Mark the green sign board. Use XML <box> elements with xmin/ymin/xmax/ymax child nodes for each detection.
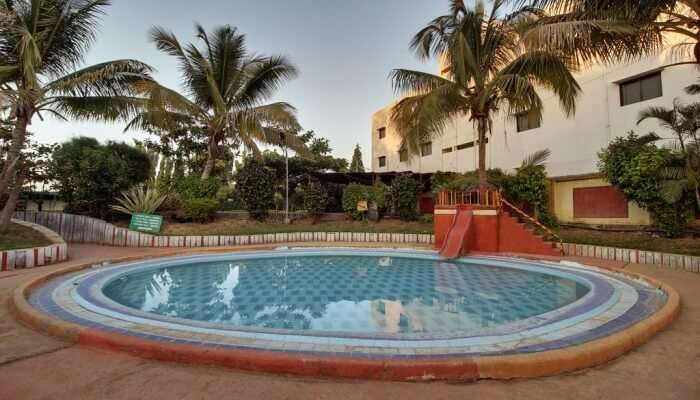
<box><xmin>128</xmin><ymin>213</ymin><xmax>163</xmax><ymax>233</ymax></box>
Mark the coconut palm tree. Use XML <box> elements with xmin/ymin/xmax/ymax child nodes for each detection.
<box><xmin>0</xmin><ymin>0</ymin><xmax>153</xmax><ymax>231</ymax></box>
<box><xmin>129</xmin><ymin>24</ymin><xmax>307</xmax><ymax>180</ymax></box>
<box><xmin>390</xmin><ymin>0</ymin><xmax>580</xmax><ymax>185</ymax></box>
<box><xmin>518</xmin><ymin>0</ymin><xmax>700</xmax><ymax>65</ymax></box>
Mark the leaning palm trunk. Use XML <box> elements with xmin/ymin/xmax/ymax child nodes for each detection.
<box><xmin>0</xmin><ymin>172</ymin><xmax>24</xmax><ymax>233</ymax></box>
<box><xmin>0</xmin><ymin>1</ymin><xmax>154</xmax><ymax>230</ymax></box>
<box><xmin>0</xmin><ymin>112</ymin><xmax>30</xmax><ymax>199</ymax></box>
<box><xmin>201</xmin><ymin>136</ymin><xmax>219</xmax><ymax>180</ymax></box>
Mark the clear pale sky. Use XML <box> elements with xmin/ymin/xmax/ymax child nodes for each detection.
<box><xmin>33</xmin><ymin>0</ymin><xmax>444</xmax><ymax>167</ymax></box>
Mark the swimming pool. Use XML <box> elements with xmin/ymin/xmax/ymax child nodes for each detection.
<box><xmin>27</xmin><ymin>248</ymin><xmax>675</xmax><ymax>380</ymax></box>
<box><xmin>101</xmin><ymin>253</ymin><xmax>591</xmax><ymax>337</ymax></box>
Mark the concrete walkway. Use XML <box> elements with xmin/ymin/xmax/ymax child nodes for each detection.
<box><xmin>0</xmin><ymin>244</ymin><xmax>698</xmax><ymax>400</ymax></box>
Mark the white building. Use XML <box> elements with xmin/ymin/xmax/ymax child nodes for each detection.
<box><xmin>371</xmin><ymin>39</ymin><xmax>697</xmax><ymax>226</ymax></box>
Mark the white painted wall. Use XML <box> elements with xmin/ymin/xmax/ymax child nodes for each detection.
<box><xmin>371</xmin><ymin>43</ymin><xmax>697</xmax><ymax>178</ymax></box>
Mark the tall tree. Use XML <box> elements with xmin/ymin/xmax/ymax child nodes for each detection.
<box><xmin>519</xmin><ymin>0</ymin><xmax>700</xmax><ymax>64</ymax></box>
<box><xmin>349</xmin><ymin>144</ymin><xmax>365</xmax><ymax>172</ymax></box>
<box><xmin>0</xmin><ymin>0</ymin><xmax>153</xmax><ymax>230</ymax></box>
<box><xmin>390</xmin><ymin>0</ymin><xmax>580</xmax><ymax>185</ymax></box>
<box><xmin>129</xmin><ymin>24</ymin><xmax>308</xmax><ymax>179</ymax></box>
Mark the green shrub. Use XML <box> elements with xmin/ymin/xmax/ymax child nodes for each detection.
<box><xmin>236</xmin><ymin>159</ymin><xmax>276</xmax><ymax>220</ymax></box>
<box><xmin>216</xmin><ymin>185</ymin><xmax>246</xmax><ymax>211</ymax></box>
<box><xmin>341</xmin><ymin>182</ymin><xmax>393</xmax><ymax>220</ymax></box>
<box><xmin>342</xmin><ymin>184</ymin><xmax>369</xmax><ymax>220</ymax></box>
<box><xmin>177</xmin><ymin>176</ymin><xmax>220</xmax><ymax>200</ymax></box>
<box><xmin>430</xmin><ymin>169</ymin><xmax>508</xmax><ymax>193</ymax></box>
<box><xmin>303</xmin><ymin>181</ymin><xmax>329</xmax><ymax>219</ymax></box>
<box><xmin>181</xmin><ymin>198</ymin><xmax>219</xmax><ymax>223</ymax></box>
<box><xmin>391</xmin><ymin>175</ymin><xmax>418</xmax><ymax>220</ymax></box>
<box><xmin>599</xmin><ymin>132</ymin><xmax>693</xmax><ymax>237</ymax></box>
<box><xmin>371</xmin><ymin>182</ymin><xmax>388</xmax><ymax>210</ymax></box>
<box><xmin>48</xmin><ymin>137</ymin><xmax>152</xmax><ymax>219</ymax></box>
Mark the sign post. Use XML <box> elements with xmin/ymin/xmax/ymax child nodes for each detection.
<box><xmin>128</xmin><ymin>213</ymin><xmax>163</xmax><ymax>234</ymax></box>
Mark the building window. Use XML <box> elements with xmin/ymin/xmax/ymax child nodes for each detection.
<box><xmin>378</xmin><ymin>127</ymin><xmax>386</xmax><ymax>139</ymax></box>
<box><xmin>378</xmin><ymin>156</ymin><xmax>386</xmax><ymax>167</ymax></box>
<box><xmin>620</xmin><ymin>72</ymin><xmax>662</xmax><ymax>106</ymax></box>
<box><xmin>442</xmin><ymin>146</ymin><xmax>453</xmax><ymax>154</ymax></box>
<box><xmin>516</xmin><ymin>111</ymin><xmax>540</xmax><ymax>132</ymax></box>
<box><xmin>398</xmin><ymin>149</ymin><xmax>408</xmax><ymax>162</ymax></box>
<box><xmin>420</xmin><ymin>142</ymin><xmax>432</xmax><ymax>157</ymax></box>
<box><xmin>456</xmin><ymin>138</ymin><xmax>488</xmax><ymax>150</ymax></box>
<box><xmin>456</xmin><ymin>141</ymin><xmax>474</xmax><ymax>150</ymax></box>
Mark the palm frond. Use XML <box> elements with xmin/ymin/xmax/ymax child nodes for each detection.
<box><xmin>45</xmin><ymin>59</ymin><xmax>154</xmax><ymax>97</ymax></box>
<box><xmin>637</xmin><ymin>106</ymin><xmax>674</xmax><ymax>127</ymax></box>
<box><xmin>47</xmin><ymin>95</ymin><xmax>146</xmax><ymax>122</ymax></box>
<box><xmin>237</xmin><ymin>55</ymin><xmax>298</xmax><ymax>107</ymax></box>
<box><xmin>389</xmin><ymin>69</ymin><xmax>456</xmax><ymax>96</ymax></box>
<box><xmin>498</xmin><ymin>51</ymin><xmax>581</xmax><ymax>115</ymax></box>
<box><xmin>521</xmin><ymin>149</ymin><xmax>552</xmax><ymax>168</ymax></box>
<box><xmin>391</xmin><ymin>84</ymin><xmax>465</xmax><ymax>156</ymax></box>
<box><xmin>516</xmin><ymin>0</ymin><xmax>686</xmax><ymax>65</ymax></box>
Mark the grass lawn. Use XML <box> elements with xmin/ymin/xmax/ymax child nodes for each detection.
<box><xmin>0</xmin><ymin>223</ymin><xmax>52</xmax><ymax>251</ymax></box>
<box><xmin>555</xmin><ymin>227</ymin><xmax>700</xmax><ymax>257</ymax></box>
<box><xmin>129</xmin><ymin>215</ymin><xmax>700</xmax><ymax>257</ymax></box>
<box><xmin>158</xmin><ymin>217</ymin><xmax>434</xmax><ymax>236</ymax></box>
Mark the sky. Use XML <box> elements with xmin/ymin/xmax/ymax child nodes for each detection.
<box><xmin>33</xmin><ymin>0</ymin><xmax>445</xmax><ymax>167</ymax></box>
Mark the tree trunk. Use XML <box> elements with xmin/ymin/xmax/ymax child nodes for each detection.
<box><xmin>476</xmin><ymin>117</ymin><xmax>488</xmax><ymax>186</ymax></box>
<box><xmin>200</xmin><ymin>137</ymin><xmax>218</xmax><ymax>180</ymax></box>
<box><xmin>695</xmin><ymin>41</ymin><xmax>700</xmax><ymax>64</ymax></box>
<box><xmin>0</xmin><ymin>172</ymin><xmax>25</xmax><ymax>233</ymax></box>
<box><xmin>0</xmin><ymin>113</ymin><xmax>30</xmax><ymax>199</ymax></box>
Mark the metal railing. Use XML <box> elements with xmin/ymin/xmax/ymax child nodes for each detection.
<box><xmin>436</xmin><ymin>190</ymin><xmax>562</xmax><ymax>247</ymax></box>
<box><xmin>436</xmin><ymin>189</ymin><xmax>502</xmax><ymax>208</ymax></box>
<box><xmin>500</xmin><ymin>198</ymin><xmax>563</xmax><ymax>246</ymax></box>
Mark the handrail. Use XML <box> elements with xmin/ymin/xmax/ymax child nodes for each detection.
<box><xmin>437</xmin><ymin>190</ymin><xmax>502</xmax><ymax>208</ymax></box>
<box><xmin>500</xmin><ymin>198</ymin><xmax>563</xmax><ymax>246</ymax></box>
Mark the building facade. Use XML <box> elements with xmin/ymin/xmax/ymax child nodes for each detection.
<box><xmin>371</xmin><ymin>39</ymin><xmax>697</xmax><ymax>225</ymax></box>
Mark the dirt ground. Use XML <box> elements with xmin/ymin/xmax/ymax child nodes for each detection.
<box><xmin>0</xmin><ymin>244</ymin><xmax>698</xmax><ymax>400</ymax></box>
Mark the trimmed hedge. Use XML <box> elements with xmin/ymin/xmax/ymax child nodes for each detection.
<box><xmin>236</xmin><ymin>159</ymin><xmax>276</xmax><ymax>220</ymax></box>
<box><xmin>303</xmin><ymin>181</ymin><xmax>329</xmax><ymax>219</ymax></box>
<box><xmin>391</xmin><ymin>175</ymin><xmax>418</xmax><ymax>221</ymax></box>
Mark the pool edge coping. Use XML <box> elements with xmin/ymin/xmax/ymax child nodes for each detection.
<box><xmin>9</xmin><ymin>245</ymin><xmax>681</xmax><ymax>381</ymax></box>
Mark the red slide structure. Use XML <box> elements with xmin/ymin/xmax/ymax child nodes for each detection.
<box><xmin>439</xmin><ymin>209</ymin><xmax>473</xmax><ymax>259</ymax></box>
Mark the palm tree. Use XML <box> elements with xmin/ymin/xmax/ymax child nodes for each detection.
<box><xmin>638</xmin><ymin>99</ymin><xmax>700</xmax><ymax>206</ymax></box>
<box><xmin>518</xmin><ymin>0</ymin><xmax>700</xmax><ymax>65</ymax></box>
<box><xmin>638</xmin><ymin>99</ymin><xmax>700</xmax><ymax>153</ymax></box>
<box><xmin>0</xmin><ymin>0</ymin><xmax>153</xmax><ymax>230</ymax></box>
<box><xmin>390</xmin><ymin>0</ymin><xmax>580</xmax><ymax>185</ymax></box>
<box><xmin>129</xmin><ymin>24</ymin><xmax>307</xmax><ymax>180</ymax></box>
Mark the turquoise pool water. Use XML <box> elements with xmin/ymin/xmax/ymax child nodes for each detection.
<box><xmin>102</xmin><ymin>254</ymin><xmax>590</xmax><ymax>335</ymax></box>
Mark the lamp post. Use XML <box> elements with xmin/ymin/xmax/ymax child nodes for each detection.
<box><xmin>279</xmin><ymin>131</ymin><xmax>290</xmax><ymax>225</ymax></box>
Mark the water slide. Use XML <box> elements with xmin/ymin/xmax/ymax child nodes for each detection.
<box><xmin>439</xmin><ymin>209</ymin><xmax>473</xmax><ymax>259</ymax></box>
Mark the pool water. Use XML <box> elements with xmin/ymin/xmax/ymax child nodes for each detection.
<box><xmin>102</xmin><ymin>255</ymin><xmax>590</xmax><ymax>335</ymax></box>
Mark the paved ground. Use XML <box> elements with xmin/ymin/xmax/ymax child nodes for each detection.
<box><xmin>0</xmin><ymin>244</ymin><xmax>698</xmax><ymax>400</ymax></box>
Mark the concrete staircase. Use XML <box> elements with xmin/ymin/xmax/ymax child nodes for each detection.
<box><xmin>498</xmin><ymin>211</ymin><xmax>563</xmax><ymax>257</ymax></box>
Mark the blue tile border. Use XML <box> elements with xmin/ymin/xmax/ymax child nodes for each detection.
<box><xmin>29</xmin><ymin>250</ymin><xmax>667</xmax><ymax>359</ymax></box>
